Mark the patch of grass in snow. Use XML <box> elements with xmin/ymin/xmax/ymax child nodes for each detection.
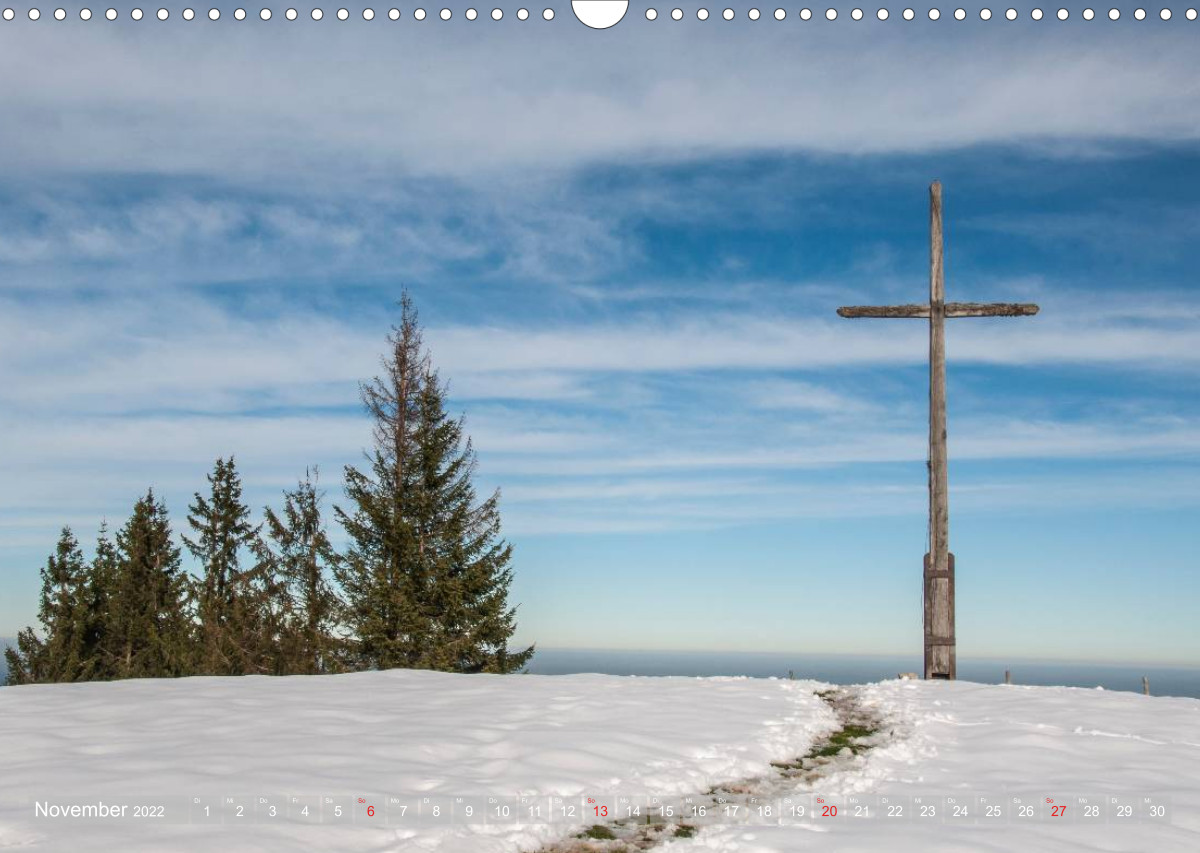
<box><xmin>674</xmin><ymin>824</ymin><xmax>696</xmax><ymax>838</ymax></box>
<box><xmin>578</xmin><ymin>824</ymin><xmax>617</xmax><ymax>840</ymax></box>
<box><xmin>810</xmin><ymin>722</ymin><xmax>877</xmax><ymax>757</ymax></box>
<box><xmin>772</xmin><ymin>720</ymin><xmax>879</xmax><ymax>768</ymax></box>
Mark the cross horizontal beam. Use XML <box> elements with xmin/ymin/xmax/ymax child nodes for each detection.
<box><xmin>837</xmin><ymin>302</ymin><xmax>1039</xmax><ymax>319</ymax></box>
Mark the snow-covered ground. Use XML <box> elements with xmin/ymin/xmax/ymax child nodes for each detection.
<box><xmin>676</xmin><ymin>679</ymin><xmax>1200</xmax><ymax>852</ymax></box>
<box><xmin>1</xmin><ymin>670</ymin><xmax>1196</xmax><ymax>852</ymax></box>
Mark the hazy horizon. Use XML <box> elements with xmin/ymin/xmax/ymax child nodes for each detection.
<box><xmin>5</xmin><ymin>641</ymin><xmax>1195</xmax><ymax>697</ymax></box>
<box><xmin>4</xmin><ymin>637</ymin><xmax>1195</xmax><ymax>676</ymax></box>
<box><xmin>526</xmin><ymin>645</ymin><xmax>1200</xmax><ymax>669</ymax></box>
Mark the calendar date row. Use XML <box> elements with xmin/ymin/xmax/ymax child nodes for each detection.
<box><xmin>28</xmin><ymin>792</ymin><xmax>1171</xmax><ymax>825</ymax></box>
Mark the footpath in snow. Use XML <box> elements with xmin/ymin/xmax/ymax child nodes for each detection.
<box><xmin>1</xmin><ymin>670</ymin><xmax>1197</xmax><ymax>852</ymax></box>
<box><xmin>0</xmin><ymin>670</ymin><xmax>833</xmax><ymax>852</ymax></box>
<box><xmin>673</xmin><ymin>679</ymin><xmax>1200</xmax><ymax>853</ymax></box>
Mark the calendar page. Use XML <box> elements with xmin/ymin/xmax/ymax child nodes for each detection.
<box><xmin>1</xmin><ymin>5</ymin><xmax>1197</xmax><ymax>853</ymax></box>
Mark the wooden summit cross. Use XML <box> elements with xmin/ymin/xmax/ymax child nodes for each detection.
<box><xmin>837</xmin><ymin>182</ymin><xmax>1039</xmax><ymax>681</ymax></box>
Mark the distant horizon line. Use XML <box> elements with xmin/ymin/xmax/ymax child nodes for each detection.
<box><xmin>526</xmin><ymin>646</ymin><xmax>1200</xmax><ymax>670</ymax></box>
<box><xmin>3</xmin><ymin>636</ymin><xmax>1195</xmax><ymax>671</ymax></box>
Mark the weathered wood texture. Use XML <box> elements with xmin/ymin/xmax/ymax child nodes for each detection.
<box><xmin>927</xmin><ymin>182</ymin><xmax>952</xmax><ymax>680</ymax></box>
<box><xmin>837</xmin><ymin>304</ymin><xmax>929</xmax><ymax>318</ymax></box>
<box><xmin>923</xmin><ymin>552</ymin><xmax>956</xmax><ymax>679</ymax></box>
<box><xmin>949</xmin><ymin>302</ymin><xmax>1040</xmax><ymax>317</ymax></box>
<box><xmin>837</xmin><ymin>302</ymin><xmax>1039</xmax><ymax>319</ymax></box>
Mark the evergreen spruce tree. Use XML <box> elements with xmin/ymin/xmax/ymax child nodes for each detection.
<box><xmin>5</xmin><ymin>528</ymin><xmax>99</xmax><ymax>685</ymax></box>
<box><xmin>258</xmin><ymin>469</ymin><xmax>344</xmax><ymax>675</ymax></box>
<box><xmin>184</xmin><ymin>457</ymin><xmax>264</xmax><ymax>675</ymax></box>
<box><xmin>45</xmin><ymin>528</ymin><xmax>90</xmax><ymax>680</ymax></box>
<box><xmin>76</xmin><ymin>522</ymin><xmax>120</xmax><ymax>681</ymax></box>
<box><xmin>4</xmin><ymin>627</ymin><xmax>46</xmax><ymax>685</ymax></box>
<box><xmin>413</xmin><ymin>367</ymin><xmax>533</xmax><ymax>673</ymax></box>
<box><xmin>112</xmin><ymin>489</ymin><xmax>192</xmax><ymax>679</ymax></box>
<box><xmin>335</xmin><ymin>294</ymin><xmax>532</xmax><ymax>673</ymax></box>
<box><xmin>335</xmin><ymin>296</ymin><xmax>426</xmax><ymax>670</ymax></box>
<box><xmin>3</xmin><ymin>528</ymin><xmax>91</xmax><ymax>684</ymax></box>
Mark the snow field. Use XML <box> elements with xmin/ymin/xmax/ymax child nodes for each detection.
<box><xmin>0</xmin><ymin>669</ymin><xmax>836</xmax><ymax>852</ymax></box>
<box><xmin>673</xmin><ymin>679</ymin><xmax>1200</xmax><ymax>852</ymax></box>
<box><xmin>3</xmin><ymin>672</ymin><xmax>1197</xmax><ymax>852</ymax></box>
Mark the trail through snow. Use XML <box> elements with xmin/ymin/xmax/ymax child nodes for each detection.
<box><xmin>1</xmin><ymin>671</ymin><xmax>1196</xmax><ymax>852</ymax></box>
<box><xmin>672</xmin><ymin>679</ymin><xmax>1200</xmax><ymax>852</ymax></box>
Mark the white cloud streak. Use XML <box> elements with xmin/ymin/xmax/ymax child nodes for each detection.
<box><xmin>3</xmin><ymin>291</ymin><xmax>1198</xmax><ymax>426</ymax></box>
<box><xmin>1</xmin><ymin>23</ymin><xmax>1198</xmax><ymax>181</ymax></box>
<box><xmin>0</xmin><ymin>278</ymin><xmax>1197</xmax><ymax>554</ymax></box>
<box><xmin>429</xmin><ymin>310</ymin><xmax>1200</xmax><ymax>375</ymax></box>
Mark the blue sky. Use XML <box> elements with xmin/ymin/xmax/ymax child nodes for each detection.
<box><xmin>0</xmin><ymin>10</ymin><xmax>1197</xmax><ymax>666</ymax></box>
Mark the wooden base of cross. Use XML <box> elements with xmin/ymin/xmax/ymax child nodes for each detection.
<box><xmin>924</xmin><ymin>552</ymin><xmax>955</xmax><ymax>679</ymax></box>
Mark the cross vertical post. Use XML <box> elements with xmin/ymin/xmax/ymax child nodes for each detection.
<box><xmin>836</xmin><ymin>182</ymin><xmax>1038</xmax><ymax>681</ymax></box>
<box><xmin>926</xmin><ymin>181</ymin><xmax>954</xmax><ymax>681</ymax></box>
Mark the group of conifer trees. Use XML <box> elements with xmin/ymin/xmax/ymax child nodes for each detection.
<box><xmin>4</xmin><ymin>295</ymin><xmax>533</xmax><ymax>686</ymax></box>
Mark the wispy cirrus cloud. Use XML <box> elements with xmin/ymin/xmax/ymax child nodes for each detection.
<box><xmin>428</xmin><ymin>307</ymin><xmax>1200</xmax><ymax>375</ymax></box>
<box><xmin>0</xmin><ymin>180</ymin><xmax>639</xmax><ymax>290</ymax></box>
<box><xmin>741</xmin><ymin>379</ymin><xmax>879</xmax><ymax>415</ymax></box>
<box><xmin>2</xmin><ymin>19</ymin><xmax>1199</xmax><ymax>182</ymax></box>
<box><xmin>3</xmin><ymin>282</ymin><xmax>1198</xmax><ymax>552</ymax></box>
<box><xmin>4</xmin><ymin>289</ymin><xmax>1200</xmax><ymax>435</ymax></box>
